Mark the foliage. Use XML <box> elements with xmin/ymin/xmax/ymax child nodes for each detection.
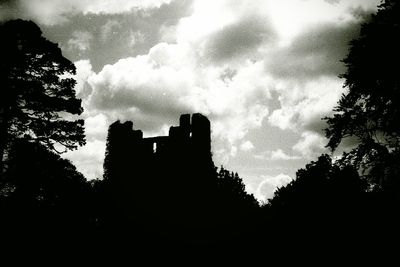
<box><xmin>217</xmin><ymin>166</ymin><xmax>259</xmax><ymax>209</ymax></box>
<box><xmin>0</xmin><ymin>139</ymin><xmax>101</xmax><ymax>257</ymax></box>
<box><xmin>1</xmin><ymin>139</ymin><xmax>89</xmax><ymax>207</ymax></box>
<box><xmin>0</xmin><ymin>20</ymin><xmax>90</xmax><ymax>252</ymax></box>
<box><xmin>0</xmin><ymin>19</ymin><xmax>85</xmax><ymax>163</ymax></box>
<box><xmin>267</xmin><ymin>154</ymin><xmax>365</xmax><ymax>213</ymax></box>
<box><xmin>324</xmin><ymin>0</ymin><xmax>400</xmax><ymax>189</ymax></box>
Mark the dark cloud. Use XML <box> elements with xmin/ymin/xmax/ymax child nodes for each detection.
<box><xmin>0</xmin><ymin>0</ymin><xmax>192</xmax><ymax>71</ymax></box>
<box><xmin>147</xmin><ymin>0</ymin><xmax>193</xmax><ymax>26</ymax></box>
<box><xmin>205</xmin><ymin>16</ymin><xmax>276</xmax><ymax>62</ymax></box>
<box><xmin>0</xmin><ymin>0</ymin><xmax>19</xmax><ymax>22</ymax></box>
<box><xmin>334</xmin><ymin>135</ymin><xmax>360</xmax><ymax>154</ymax></box>
<box><xmin>303</xmin><ymin>115</ymin><xmax>329</xmax><ymax>134</ymax></box>
<box><xmin>8</xmin><ymin>0</ymin><xmax>194</xmax><ymax>72</ymax></box>
<box><xmin>324</xmin><ymin>0</ymin><xmax>341</xmax><ymax>4</ymax></box>
<box><xmin>0</xmin><ymin>0</ymin><xmax>16</xmax><ymax>7</ymax></box>
<box><xmin>90</xmin><ymin>84</ymin><xmax>192</xmax><ymax>117</ymax></box>
<box><xmin>220</xmin><ymin>68</ymin><xmax>238</xmax><ymax>82</ymax></box>
<box><xmin>349</xmin><ymin>6</ymin><xmax>375</xmax><ymax>21</ymax></box>
<box><xmin>90</xmin><ymin>88</ymin><xmax>192</xmax><ymax>133</ymax></box>
<box><xmin>266</xmin><ymin>20</ymin><xmax>363</xmax><ymax>80</ymax></box>
<box><xmin>0</xmin><ymin>0</ymin><xmax>175</xmax><ymax>25</ymax></box>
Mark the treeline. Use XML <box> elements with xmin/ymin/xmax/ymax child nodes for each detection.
<box><xmin>0</xmin><ymin>134</ymin><xmax>260</xmax><ymax>256</ymax></box>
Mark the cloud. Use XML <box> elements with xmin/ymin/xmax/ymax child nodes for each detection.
<box><xmin>129</xmin><ymin>30</ymin><xmax>145</xmax><ymax>47</ymax></box>
<box><xmin>68</xmin><ymin>30</ymin><xmax>93</xmax><ymax>51</ymax></box>
<box><xmin>62</xmin><ymin>108</ymin><xmax>109</xmax><ymax>179</ymax></box>
<box><xmin>51</xmin><ymin>0</ymin><xmax>380</xmax><ymax>182</ymax></box>
<box><xmin>240</xmin><ymin>141</ymin><xmax>255</xmax><ymax>152</ymax></box>
<box><xmin>86</xmin><ymin>45</ymin><xmax>197</xmax><ymax>122</ymax></box>
<box><xmin>100</xmin><ymin>20</ymin><xmax>121</xmax><ymax>42</ymax></box>
<box><xmin>325</xmin><ymin>0</ymin><xmax>341</xmax><ymax>4</ymax></box>
<box><xmin>74</xmin><ymin>59</ymin><xmax>95</xmax><ymax>99</ymax></box>
<box><xmin>270</xmin><ymin>149</ymin><xmax>300</xmax><ymax>160</ymax></box>
<box><xmin>268</xmin><ymin>76</ymin><xmax>346</xmax><ymax>133</ymax></box>
<box><xmin>68</xmin><ymin>56</ymin><xmax>270</xmax><ymax>177</ymax></box>
<box><xmin>262</xmin><ymin>12</ymin><xmax>370</xmax><ymax>141</ymax></box>
<box><xmin>256</xmin><ymin>173</ymin><xmax>293</xmax><ymax>203</ymax></box>
<box><xmin>0</xmin><ymin>1</ymin><xmax>18</xmax><ymax>22</ymax></box>
<box><xmin>292</xmin><ymin>131</ymin><xmax>327</xmax><ymax>159</ymax></box>
<box><xmin>1</xmin><ymin>0</ymin><xmax>173</xmax><ymax>25</ymax></box>
<box><xmin>255</xmin><ymin>149</ymin><xmax>301</xmax><ymax>161</ymax></box>
<box><xmin>68</xmin><ymin>36</ymin><xmax>270</xmax><ymax>176</ymax></box>
<box><xmin>204</xmin><ymin>15</ymin><xmax>276</xmax><ymax>62</ymax></box>
<box><xmin>265</xmin><ymin>20</ymin><xmax>363</xmax><ymax>80</ymax></box>
<box><xmin>64</xmin><ymin>139</ymin><xmax>106</xmax><ymax>180</ymax></box>
<box><xmin>84</xmin><ymin>114</ymin><xmax>109</xmax><ymax>141</ymax></box>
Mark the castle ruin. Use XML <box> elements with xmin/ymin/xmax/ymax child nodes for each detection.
<box><xmin>139</xmin><ymin>113</ymin><xmax>211</xmax><ymax>158</ymax></box>
<box><xmin>104</xmin><ymin>113</ymin><xmax>215</xmax><ymax>205</ymax></box>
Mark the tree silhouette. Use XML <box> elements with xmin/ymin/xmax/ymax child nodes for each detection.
<box><xmin>324</xmin><ymin>0</ymin><xmax>400</xmax><ymax>190</ymax></box>
<box><xmin>267</xmin><ymin>155</ymin><xmax>365</xmax><ymax>212</ymax></box>
<box><xmin>0</xmin><ymin>19</ymin><xmax>85</xmax><ymax>173</ymax></box>
<box><xmin>0</xmin><ymin>138</ymin><xmax>102</xmax><ymax>259</ymax></box>
<box><xmin>216</xmin><ymin>167</ymin><xmax>259</xmax><ymax>210</ymax></box>
<box><xmin>261</xmin><ymin>154</ymin><xmax>368</xmax><ymax>248</ymax></box>
<box><xmin>2</xmin><ymin>139</ymin><xmax>89</xmax><ymax>211</ymax></box>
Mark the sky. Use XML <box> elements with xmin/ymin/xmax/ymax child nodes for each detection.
<box><xmin>1</xmin><ymin>0</ymin><xmax>381</xmax><ymax>203</ymax></box>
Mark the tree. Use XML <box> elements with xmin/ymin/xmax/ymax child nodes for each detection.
<box><xmin>0</xmin><ymin>19</ymin><xmax>85</xmax><ymax>172</ymax></box>
<box><xmin>216</xmin><ymin>167</ymin><xmax>259</xmax><ymax>209</ymax></box>
<box><xmin>264</xmin><ymin>154</ymin><xmax>367</xmax><ymax>243</ymax></box>
<box><xmin>3</xmin><ymin>139</ymin><xmax>89</xmax><ymax>211</ymax></box>
<box><xmin>324</xmin><ymin>0</ymin><xmax>400</xmax><ymax>190</ymax></box>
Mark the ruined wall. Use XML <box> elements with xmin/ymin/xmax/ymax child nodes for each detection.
<box><xmin>103</xmin><ymin>113</ymin><xmax>214</xmax><ymax>224</ymax></box>
<box><xmin>139</xmin><ymin>113</ymin><xmax>211</xmax><ymax>158</ymax></box>
<box><xmin>104</xmin><ymin>113</ymin><xmax>213</xmax><ymax>185</ymax></box>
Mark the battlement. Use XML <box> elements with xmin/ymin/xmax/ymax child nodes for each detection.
<box><xmin>142</xmin><ymin>113</ymin><xmax>211</xmax><ymax>155</ymax></box>
<box><xmin>107</xmin><ymin>113</ymin><xmax>211</xmax><ymax>159</ymax></box>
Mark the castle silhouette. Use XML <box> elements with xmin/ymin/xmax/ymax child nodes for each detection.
<box><xmin>103</xmin><ymin>113</ymin><xmax>221</xmax><ymax>238</ymax></box>
<box><xmin>104</xmin><ymin>113</ymin><xmax>213</xmax><ymax>180</ymax></box>
<box><xmin>114</xmin><ymin>113</ymin><xmax>211</xmax><ymax>159</ymax></box>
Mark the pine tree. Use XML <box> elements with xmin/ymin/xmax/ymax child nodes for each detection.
<box><xmin>0</xmin><ymin>20</ymin><xmax>85</xmax><ymax>172</ymax></box>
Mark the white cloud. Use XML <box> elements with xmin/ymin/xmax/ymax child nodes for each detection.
<box><xmin>84</xmin><ymin>114</ymin><xmax>108</xmax><ymax>141</ymax></box>
<box><xmin>265</xmin><ymin>0</ymin><xmax>379</xmax><ymax>43</ymax></box>
<box><xmin>255</xmin><ymin>173</ymin><xmax>293</xmax><ymax>203</ymax></box>
<box><xmin>80</xmin><ymin>0</ymin><xmax>172</xmax><ymax>14</ymax></box>
<box><xmin>129</xmin><ymin>30</ymin><xmax>145</xmax><ymax>47</ymax></box>
<box><xmin>270</xmin><ymin>149</ymin><xmax>300</xmax><ymax>161</ymax></box>
<box><xmin>64</xmin><ymin>139</ymin><xmax>106</xmax><ymax>180</ymax></box>
<box><xmin>65</xmin><ymin>35</ymin><xmax>271</xmax><ymax>177</ymax></box>
<box><xmin>293</xmin><ymin>131</ymin><xmax>327</xmax><ymax>159</ymax></box>
<box><xmin>74</xmin><ymin>59</ymin><xmax>95</xmax><ymax>99</ymax></box>
<box><xmin>268</xmin><ymin>77</ymin><xmax>346</xmax><ymax>132</ymax></box>
<box><xmin>84</xmin><ymin>42</ymin><xmax>271</xmax><ymax>153</ymax></box>
<box><xmin>240</xmin><ymin>141</ymin><xmax>254</xmax><ymax>152</ymax></box>
<box><xmin>255</xmin><ymin>149</ymin><xmax>300</xmax><ymax>161</ymax></box>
